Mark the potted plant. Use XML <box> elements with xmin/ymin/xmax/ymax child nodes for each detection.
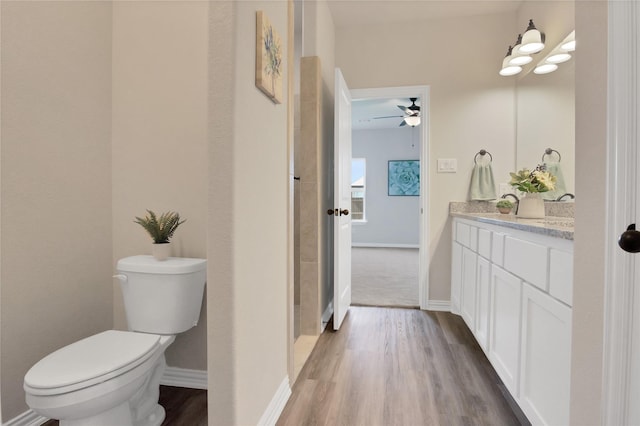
<box><xmin>509</xmin><ymin>165</ymin><xmax>556</xmax><ymax>218</ymax></box>
<box><xmin>134</xmin><ymin>210</ymin><xmax>186</xmax><ymax>261</ymax></box>
<box><xmin>496</xmin><ymin>199</ymin><xmax>514</xmax><ymax>214</ymax></box>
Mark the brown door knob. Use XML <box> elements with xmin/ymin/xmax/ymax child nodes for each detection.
<box><xmin>340</xmin><ymin>209</ymin><xmax>349</xmax><ymax>216</ymax></box>
<box><xmin>327</xmin><ymin>209</ymin><xmax>338</xmax><ymax>216</ymax></box>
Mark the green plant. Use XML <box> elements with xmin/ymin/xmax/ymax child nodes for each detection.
<box><xmin>509</xmin><ymin>164</ymin><xmax>557</xmax><ymax>193</ymax></box>
<box><xmin>496</xmin><ymin>200</ymin><xmax>514</xmax><ymax>209</ymax></box>
<box><xmin>134</xmin><ymin>210</ymin><xmax>185</xmax><ymax>244</ymax></box>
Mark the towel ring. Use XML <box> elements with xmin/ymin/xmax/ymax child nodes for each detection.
<box><xmin>474</xmin><ymin>149</ymin><xmax>493</xmax><ymax>164</ymax></box>
<box><xmin>542</xmin><ymin>148</ymin><xmax>561</xmax><ymax>162</ymax></box>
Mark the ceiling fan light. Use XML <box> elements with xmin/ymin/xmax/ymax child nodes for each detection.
<box><xmin>534</xmin><ymin>63</ymin><xmax>558</xmax><ymax>74</ymax></box>
<box><xmin>519</xmin><ymin>19</ymin><xmax>545</xmax><ymax>54</ymax></box>
<box><xmin>404</xmin><ymin>115</ymin><xmax>420</xmax><ymax>127</ymax></box>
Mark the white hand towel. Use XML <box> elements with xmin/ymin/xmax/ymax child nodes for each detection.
<box><xmin>469</xmin><ymin>163</ymin><xmax>497</xmax><ymax>200</ymax></box>
<box><xmin>542</xmin><ymin>162</ymin><xmax>567</xmax><ymax>200</ymax></box>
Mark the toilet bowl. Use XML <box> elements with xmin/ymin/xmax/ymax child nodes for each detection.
<box><xmin>23</xmin><ymin>256</ymin><xmax>207</xmax><ymax>426</ymax></box>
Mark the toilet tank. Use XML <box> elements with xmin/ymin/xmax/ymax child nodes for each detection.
<box><xmin>116</xmin><ymin>256</ymin><xmax>207</xmax><ymax>334</ymax></box>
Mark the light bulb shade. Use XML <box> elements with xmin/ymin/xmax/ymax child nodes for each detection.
<box><xmin>499</xmin><ymin>65</ymin><xmax>522</xmax><ymax>76</ymax></box>
<box><xmin>508</xmin><ymin>54</ymin><xmax>533</xmax><ymax>66</ymax></box>
<box><xmin>519</xmin><ymin>19</ymin><xmax>544</xmax><ymax>54</ymax></box>
<box><xmin>561</xmin><ymin>40</ymin><xmax>576</xmax><ymax>52</ymax></box>
<box><xmin>534</xmin><ymin>63</ymin><xmax>558</xmax><ymax>74</ymax></box>
<box><xmin>404</xmin><ymin>115</ymin><xmax>420</xmax><ymax>127</ymax></box>
<box><xmin>546</xmin><ymin>52</ymin><xmax>571</xmax><ymax>64</ymax></box>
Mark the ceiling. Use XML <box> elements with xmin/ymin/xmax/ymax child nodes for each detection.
<box><xmin>352</xmin><ymin>97</ymin><xmax>421</xmax><ymax>130</ymax></box>
<box><xmin>326</xmin><ymin>0</ymin><xmax>522</xmax><ymax>29</ymax></box>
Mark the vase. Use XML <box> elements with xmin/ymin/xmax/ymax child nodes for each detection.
<box><xmin>517</xmin><ymin>193</ymin><xmax>545</xmax><ymax>219</ymax></box>
<box><xmin>152</xmin><ymin>243</ymin><xmax>171</xmax><ymax>261</ymax></box>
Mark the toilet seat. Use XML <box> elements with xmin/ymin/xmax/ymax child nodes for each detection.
<box><xmin>24</xmin><ymin>330</ymin><xmax>162</xmax><ymax>396</ymax></box>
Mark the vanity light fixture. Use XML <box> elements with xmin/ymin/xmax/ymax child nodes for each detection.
<box><xmin>533</xmin><ymin>30</ymin><xmax>575</xmax><ymax>75</ymax></box>
<box><xmin>499</xmin><ymin>46</ymin><xmax>523</xmax><ymax>76</ymax></box>
<box><xmin>533</xmin><ymin>63</ymin><xmax>558</xmax><ymax>74</ymax></box>
<box><xmin>508</xmin><ymin>34</ymin><xmax>533</xmax><ymax>66</ymax></box>
<box><xmin>519</xmin><ymin>19</ymin><xmax>545</xmax><ymax>54</ymax></box>
<box><xmin>560</xmin><ymin>31</ymin><xmax>576</xmax><ymax>51</ymax></box>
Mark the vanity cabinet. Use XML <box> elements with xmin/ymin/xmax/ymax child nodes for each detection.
<box><xmin>451</xmin><ymin>217</ymin><xmax>573</xmax><ymax>425</ymax></box>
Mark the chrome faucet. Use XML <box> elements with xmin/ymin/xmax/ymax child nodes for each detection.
<box><xmin>501</xmin><ymin>193</ymin><xmax>520</xmax><ymax>214</ymax></box>
<box><xmin>556</xmin><ymin>193</ymin><xmax>575</xmax><ymax>201</ymax></box>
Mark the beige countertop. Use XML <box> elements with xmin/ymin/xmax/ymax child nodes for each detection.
<box><xmin>450</xmin><ymin>201</ymin><xmax>574</xmax><ymax>241</ymax></box>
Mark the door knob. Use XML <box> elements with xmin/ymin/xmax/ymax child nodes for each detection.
<box><xmin>619</xmin><ymin>223</ymin><xmax>640</xmax><ymax>253</ymax></box>
<box><xmin>327</xmin><ymin>208</ymin><xmax>350</xmax><ymax>216</ymax></box>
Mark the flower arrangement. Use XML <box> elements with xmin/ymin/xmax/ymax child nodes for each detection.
<box><xmin>509</xmin><ymin>165</ymin><xmax>557</xmax><ymax>193</ymax></box>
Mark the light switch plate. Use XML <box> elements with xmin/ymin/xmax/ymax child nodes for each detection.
<box><xmin>437</xmin><ymin>158</ymin><xmax>457</xmax><ymax>173</ymax></box>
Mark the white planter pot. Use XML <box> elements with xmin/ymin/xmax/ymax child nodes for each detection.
<box><xmin>152</xmin><ymin>243</ymin><xmax>171</xmax><ymax>261</ymax></box>
<box><xmin>517</xmin><ymin>193</ymin><xmax>545</xmax><ymax>219</ymax></box>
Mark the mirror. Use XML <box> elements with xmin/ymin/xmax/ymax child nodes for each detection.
<box><xmin>515</xmin><ymin>36</ymin><xmax>575</xmax><ymax>200</ymax></box>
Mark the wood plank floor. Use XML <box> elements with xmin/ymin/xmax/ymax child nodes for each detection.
<box><xmin>41</xmin><ymin>386</ymin><xmax>207</xmax><ymax>425</ymax></box>
<box><xmin>277</xmin><ymin>306</ymin><xmax>529</xmax><ymax>426</ymax></box>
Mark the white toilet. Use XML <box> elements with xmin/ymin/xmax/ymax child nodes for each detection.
<box><xmin>23</xmin><ymin>255</ymin><xmax>207</xmax><ymax>426</ymax></box>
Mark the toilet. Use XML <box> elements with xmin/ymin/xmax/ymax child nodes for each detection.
<box><xmin>23</xmin><ymin>255</ymin><xmax>207</xmax><ymax>426</ymax></box>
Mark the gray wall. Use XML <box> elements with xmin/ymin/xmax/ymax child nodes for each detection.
<box><xmin>352</xmin><ymin>127</ymin><xmax>420</xmax><ymax>246</ymax></box>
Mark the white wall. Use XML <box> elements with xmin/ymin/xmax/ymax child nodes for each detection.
<box><xmin>571</xmin><ymin>1</ymin><xmax>607</xmax><ymax>423</ymax></box>
<box><xmin>208</xmin><ymin>1</ymin><xmax>289</xmax><ymax>424</ymax></box>
<box><xmin>352</xmin><ymin>127</ymin><xmax>420</xmax><ymax>246</ymax></box>
<box><xmin>336</xmin><ymin>12</ymin><xmax>517</xmax><ymax>301</ymax></box>
<box><xmin>0</xmin><ymin>2</ymin><xmax>113</xmax><ymax>420</ymax></box>
<box><xmin>111</xmin><ymin>0</ymin><xmax>209</xmax><ymax>371</ymax></box>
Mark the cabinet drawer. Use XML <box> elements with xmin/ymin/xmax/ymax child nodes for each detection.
<box><xmin>491</xmin><ymin>232</ymin><xmax>505</xmax><ymax>267</ymax></box>
<box><xmin>550</xmin><ymin>249</ymin><xmax>573</xmax><ymax>306</ymax></box>
<box><xmin>478</xmin><ymin>229</ymin><xmax>492</xmax><ymax>259</ymax></box>
<box><xmin>504</xmin><ymin>237</ymin><xmax>548</xmax><ymax>291</ymax></box>
<box><xmin>456</xmin><ymin>221</ymin><xmax>478</xmax><ymax>251</ymax></box>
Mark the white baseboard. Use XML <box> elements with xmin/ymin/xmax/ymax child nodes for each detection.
<box><xmin>257</xmin><ymin>376</ymin><xmax>291</xmax><ymax>426</ymax></box>
<box><xmin>160</xmin><ymin>366</ymin><xmax>208</xmax><ymax>390</ymax></box>
<box><xmin>3</xmin><ymin>409</ymin><xmax>48</xmax><ymax>426</ymax></box>
<box><xmin>425</xmin><ymin>300</ymin><xmax>451</xmax><ymax>312</ymax></box>
<box><xmin>351</xmin><ymin>243</ymin><xmax>419</xmax><ymax>249</ymax></box>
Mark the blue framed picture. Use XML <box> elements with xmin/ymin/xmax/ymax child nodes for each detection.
<box><xmin>388</xmin><ymin>160</ymin><xmax>420</xmax><ymax>196</ymax></box>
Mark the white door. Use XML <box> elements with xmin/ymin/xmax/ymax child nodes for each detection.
<box><xmin>332</xmin><ymin>68</ymin><xmax>352</xmax><ymax>330</ymax></box>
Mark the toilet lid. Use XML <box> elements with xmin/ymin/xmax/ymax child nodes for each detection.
<box><xmin>24</xmin><ymin>330</ymin><xmax>161</xmax><ymax>392</ymax></box>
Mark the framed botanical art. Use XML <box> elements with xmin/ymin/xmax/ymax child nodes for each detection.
<box><xmin>388</xmin><ymin>160</ymin><xmax>420</xmax><ymax>196</ymax></box>
<box><xmin>256</xmin><ymin>11</ymin><xmax>283</xmax><ymax>104</ymax></box>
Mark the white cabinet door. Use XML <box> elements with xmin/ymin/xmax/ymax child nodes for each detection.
<box><xmin>489</xmin><ymin>265</ymin><xmax>522</xmax><ymax>397</ymax></box>
<box><xmin>475</xmin><ymin>256</ymin><xmax>491</xmax><ymax>353</ymax></box>
<box><xmin>451</xmin><ymin>241</ymin><xmax>462</xmax><ymax>315</ymax></box>
<box><xmin>461</xmin><ymin>247</ymin><xmax>478</xmax><ymax>330</ymax></box>
<box><xmin>519</xmin><ymin>283</ymin><xmax>572</xmax><ymax>426</ymax></box>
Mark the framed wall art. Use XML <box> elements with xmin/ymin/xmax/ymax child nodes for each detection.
<box><xmin>388</xmin><ymin>160</ymin><xmax>420</xmax><ymax>196</ymax></box>
<box><xmin>256</xmin><ymin>11</ymin><xmax>283</xmax><ymax>104</ymax></box>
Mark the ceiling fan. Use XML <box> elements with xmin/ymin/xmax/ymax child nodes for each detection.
<box><xmin>372</xmin><ymin>97</ymin><xmax>421</xmax><ymax>127</ymax></box>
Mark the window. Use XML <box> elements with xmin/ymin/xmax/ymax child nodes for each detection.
<box><xmin>351</xmin><ymin>158</ymin><xmax>366</xmax><ymax>221</ymax></box>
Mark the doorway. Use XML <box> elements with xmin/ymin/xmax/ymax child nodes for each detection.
<box><xmin>350</xmin><ymin>87</ymin><xmax>430</xmax><ymax>310</ymax></box>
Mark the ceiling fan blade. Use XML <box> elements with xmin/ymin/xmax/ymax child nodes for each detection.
<box><xmin>399</xmin><ymin>120</ymin><xmax>407</xmax><ymax>127</ymax></box>
<box><xmin>397</xmin><ymin>105</ymin><xmax>410</xmax><ymax>114</ymax></box>
<box><xmin>373</xmin><ymin>115</ymin><xmax>404</xmax><ymax>120</ymax></box>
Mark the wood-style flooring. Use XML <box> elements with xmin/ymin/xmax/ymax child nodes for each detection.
<box><xmin>41</xmin><ymin>386</ymin><xmax>207</xmax><ymax>425</ymax></box>
<box><xmin>277</xmin><ymin>306</ymin><xmax>529</xmax><ymax>426</ymax></box>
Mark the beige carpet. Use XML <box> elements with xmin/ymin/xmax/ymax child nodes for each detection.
<box><xmin>351</xmin><ymin>247</ymin><xmax>419</xmax><ymax>307</ymax></box>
